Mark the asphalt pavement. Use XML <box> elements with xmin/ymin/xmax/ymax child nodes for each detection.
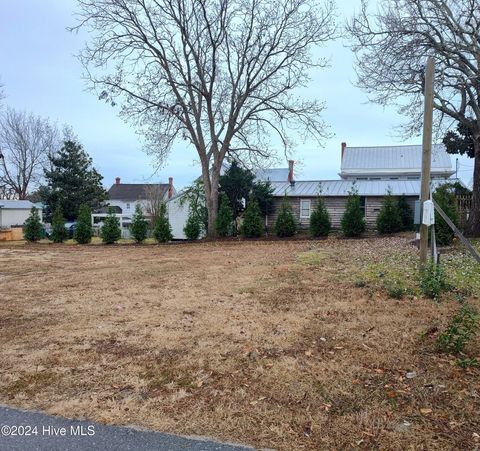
<box><xmin>0</xmin><ymin>405</ymin><xmax>255</xmax><ymax>451</ymax></box>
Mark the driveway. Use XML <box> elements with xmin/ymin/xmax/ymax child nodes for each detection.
<box><xmin>0</xmin><ymin>405</ymin><xmax>254</xmax><ymax>451</ymax></box>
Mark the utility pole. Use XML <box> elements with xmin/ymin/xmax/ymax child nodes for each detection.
<box><xmin>420</xmin><ymin>57</ymin><xmax>435</xmax><ymax>267</ymax></box>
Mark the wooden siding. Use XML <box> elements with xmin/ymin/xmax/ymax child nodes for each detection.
<box><xmin>266</xmin><ymin>195</ymin><xmax>418</xmax><ymax>231</ymax></box>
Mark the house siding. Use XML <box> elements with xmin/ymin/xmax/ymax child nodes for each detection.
<box><xmin>266</xmin><ymin>195</ymin><xmax>417</xmax><ymax>232</ymax></box>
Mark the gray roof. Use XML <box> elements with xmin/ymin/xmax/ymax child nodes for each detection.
<box><xmin>341</xmin><ymin>144</ymin><xmax>454</xmax><ymax>175</ymax></box>
<box><xmin>255</xmin><ymin>168</ymin><xmax>289</xmax><ymax>182</ymax></box>
<box><xmin>270</xmin><ymin>179</ymin><xmax>452</xmax><ymax>197</ymax></box>
<box><xmin>108</xmin><ymin>183</ymin><xmax>169</xmax><ymax>201</ymax></box>
<box><xmin>0</xmin><ymin>200</ymin><xmax>39</xmax><ymax>209</ymax></box>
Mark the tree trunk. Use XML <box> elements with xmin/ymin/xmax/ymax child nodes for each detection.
<box><xmin>205</xmin><ymin>170</ymin><xmax>220</xmax><ymax>238</ymax></box>
<box><xmin>465</xmin><ymin>138</ymin><xmax>480</xmax><ymax>237</ymax></box>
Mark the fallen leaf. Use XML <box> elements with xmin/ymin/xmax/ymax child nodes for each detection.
<box><xmin>420</xmin><ymin>408</ymin><xmax>432</xmax><ymax>415</ymax></box>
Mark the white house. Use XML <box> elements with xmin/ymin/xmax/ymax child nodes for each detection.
<box><xmin>0</xmin><ymin>200</ymin><xmax>42</xmax><ymax>228</ymax></box>
<box><xmin>106</xmin><ymin>176</ymin><xmax>175</xmax><ymax>217</ymax></box>
<box><xmin>92</xmin><ymin>177</ymin><xmax>176</xmax><ymax>238</ymax></box>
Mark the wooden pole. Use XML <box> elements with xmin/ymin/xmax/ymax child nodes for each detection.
<box><xmin>420</xmin><ymin>57</ymin><xmax>435</xmax><ymax>267</ymax></box>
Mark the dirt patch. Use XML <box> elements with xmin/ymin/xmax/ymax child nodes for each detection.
<box><xmin>0</xmin><ymin>237</ymin><xmax>479</xmax><ymax>450</ymax></box>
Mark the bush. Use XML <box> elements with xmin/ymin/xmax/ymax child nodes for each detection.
<box><xmin>51</xmin><ymin>205</ymin><xmax>68</xmax><ymax>243</ymax></box>
<box><xmin>23</xmin><ymin>207</ymin><xmax>43</xmax><ymax>242</ymax></box>
<box><xmin>341</xmin><ymin>187</ymin><xmax>366</xmax><ymax>237</ymax></box>
<box><xmin>310</xmin><ymin>197</ymin><xmax>331</xmax><ymax>237</ymax></box>
<box><xmin>420</xmin><ymin>261</ymin><xmax>448</xmax><ymax>299</ymax></box>
<box><xmin>184</xmin><ymin>210</ymin><xmax>201</xmax><ymax>240</ymax></box>
<box><xmin>275</xmin><ymin>198</ymin><xmax>297</xmax><ymax>237</ymax></box>
<box><xmin>240</xmin><ymin>200</ymin><xmax>264</xmax><ymax>238</ymax></box>
<box><xmin>438</xmin><ymin>304</ymin><xmax>478</xmax><ymax>354</ymax></box>
<box><xmin>100</xmin><ymin>207</ymin><xmax>121</xmax><ymax>244</ymax></box>
<box><xmin>153</xmin><ymin>202</ymin><xmax>173</xmax><ymax>242</ymax></box>
<box><xmin>376</xmin><ymin>190</ymin><xmax>403</xmax><ymax>234</ymax></box>
<box><xmin>129</xmin><ymin>203</ymin><xmax>148</xmax><ymax>243</ymax></box>
<box><xmin>398</xmin><ymin>195</ymin><xmax>414</xmax><ymax>231</ymax></box>
<box><xmin>74</xmin><ymin>203</ymin><xmax>93</xmax><ymax>244</ymax></box>
<box><xmin>384</xmin><ymin>279</ymin><xmax>407</xmax><ymax>299</ymax></box>
<box><xmin>216</xmin><ymin>193</ymin><xmax>233</xmax><ymax>237</ymax></box>
<box><xmin>433</xmin><ymin>184</ymin><xmax>459</xmax><ymax>245</ymax></box>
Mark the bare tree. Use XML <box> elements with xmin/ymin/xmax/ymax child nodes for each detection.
<box><xmin>143</xmin><ymin>183</ymin><xmax>167</xmax><ymax>225</ymax></box>
<box><xmin>0</xmin><ymin>80</ymin><xmax>4</xmax><ymax>108</ymax></box>
<box><xmin>0</xmin><ymin>108</ymin><xmax>58</xmax><ymax>199</ymax></box>
<box><xmin>347</xmin><ymin>0</ymin><xmax>480</xmax><ymax>237</ymax></box>
<box><xmin>74</xmin><ymin>0</ymin><xmax>336</xmax><ymax>236</ymax></box>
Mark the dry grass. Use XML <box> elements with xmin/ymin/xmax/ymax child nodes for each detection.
<box><xmin>0</xmin><ymin>236</ymin><xmax>479</xmax><ymax>450</ymax></box>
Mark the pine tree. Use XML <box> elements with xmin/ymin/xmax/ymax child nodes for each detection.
<box><xmin>184</xmin><ymin>210</ymin><xmax>201</xmax><ymax>240</ymax></box>
<box><xmin>398</xmin><ymin>195</ymin><xmax>414</xmax><ymax>231</ymax></box>
<box><xmin>50</xmin><ymin>205</ymin><xmax>68</xmax><ymax>243</ymax></box>
<box><xmin>100</xmin><ymin>207</ymin><xmax>121</xmax><ymax>244</ymax></box>
<box><xmin>129</xmin><ymin>203</ymin><xmax>148</xmax><ymax>243</ymax></box>
<box><xmin>341</xmin><ymin>187</ymin><xmax>366</xmax><ymax>237</ymax></box>
<box><xmin>74</xmin><ymin>203</ymin><xmax>93</xmax><ymax>244</ymax></box>
<box><xmin>216</xmin><ymin>193</ymin><xmax>233</xmax><ymax>237</ymax></box>
<box><xmin>23</xmin><ymin>207</ymin><xmax>43</xmax><ymax>242</ymax></box>
<box><xmin>41</xmin><ymin>140</ymin><xmax>107</xmax><ymax>222</ymax></box>
<box><xmin>240</xmin><ymin>200</ymin><xmax>264</xmax><ymax>237</ymax></box>
<box><xmin>153</xmin><ymin>202</ymin><xmax>173</xmax><ymax>242</ymax></box>
<box><xmin>376</xmin><ymin>190</ymin><xmax>403</xmax><ymax>234</ymax></box>
<box><xmin>433</xmin><ymin>183</ymin><xmax>459</xmax><ymax>245</ymax></box>
<box><xmin>275</xmin><ymin>197</ymin><xmax>297</xmax><ymax>237</ymax></box>
<box><xmin>310</xmin><ymin>197</ymin><xmax>331</xmax><ymax>237</ymax></box>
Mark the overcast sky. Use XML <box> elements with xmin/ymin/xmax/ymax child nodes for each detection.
<box><xmin>0</xmin><ymin>0</ymin><xmax>474</xmax><ymax>190</ymax></box>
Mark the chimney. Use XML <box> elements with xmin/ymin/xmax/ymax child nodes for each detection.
<box><xmin>168</xmin><ymin>177</ymin><xmax>174</xmax><ymax>199</ymax></box>
<box><xmin>115</xmin><ymin>177</ymin><xmax>121</xmax><ymax>185</ymax></box>
<box><xmin>341</xmin><ymin>142</ymin><xmax>347</xmax><ymax>160</ymax></box>
<box><xmin>288</xmin><ymin>160</ymin><xmax>295</xmax><ymax>185</ymax></box>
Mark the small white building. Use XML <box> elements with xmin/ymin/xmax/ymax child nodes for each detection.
<box><xmin>166</xmin><ymin>191</ymin><xmax>192</xmax><ymax>240</ymax></box>
<box><xmin>0</xmin><ymin>200</ymin><xmax>42</xmax><ymax>228</ymax></box>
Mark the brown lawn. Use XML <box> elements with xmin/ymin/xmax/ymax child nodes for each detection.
<box><xmin>0</xmin><ymin>237</ymin><xmax>479</xmax><ymax>450</ymax></box>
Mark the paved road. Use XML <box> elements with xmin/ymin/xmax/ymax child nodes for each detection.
<box><xmin>0</xmin><ymin>405</ymin><xmax>254</xmax><ymax>451</ymax></box>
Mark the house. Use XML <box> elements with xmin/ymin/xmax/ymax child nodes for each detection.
<box><xmin>266</xmin><ymin>143</ymin><xmax>456</xmax><ymax>230</ymax></box>
<box><xmin>92</xmin><ymin>176</ymin><xmax>176</xmax><ymax>237</ymax></box>
<box><xmin>166</xmin><ymin>166</ymin><xmax>290</xmax><ymax>239</ymax></box>
<box><xmin>0</xmin><ymin>200</ymin><xmax>43</xmax><ymax>241</ymax></box>
<box><xmin>106</xmin><ymin>176</ymin><xmax>175</xmax><ymax>217</ymax></box>
<box><xmin>339</xmin><ymin>143</ymin><xmax>454</xmax><ymax>180</ymax></box>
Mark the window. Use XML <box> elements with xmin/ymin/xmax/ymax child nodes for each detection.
<box><xmin>300</xmin><ymin>199</ymin><xmax>311</xmax><ymax>218</ymax></box>
<box><xmin>360</xmin><ymin>196</ymin><xmax>366</xmax><ymax>217</ymax></box>
<box><xmin>126</xmin><ymin>203</ymin><xmax>130</xmax><ymax>210</ymax></box>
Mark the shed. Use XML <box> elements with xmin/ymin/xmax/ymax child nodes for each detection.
<box><xmin>0</xmin><ymin>200</ymin><xmax>42</xmax><ymax>228</ymax></box>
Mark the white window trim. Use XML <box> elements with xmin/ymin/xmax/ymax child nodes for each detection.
<box><xmin>300</xmin><ymin>199</ymin><xmax>311</xmax><ymax>219</ymax></box>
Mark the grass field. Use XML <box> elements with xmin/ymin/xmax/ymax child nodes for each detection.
<box><xmin>0</xmin><ymin>236</ymin><xmax>479</xmax><ymax>450</ymax></box>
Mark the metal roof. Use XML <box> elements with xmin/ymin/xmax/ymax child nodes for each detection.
<box><xmin>255</xmin><ymin>168</ymin><xmax>289</xmax><ymax>182</ymax></box>
<box><xmin>270</xmin><ymin>179</ymin><xmax>452</xmax><ymax>197</ymax></box>
<box><xmin>108</xmin><ymin>183</ymin><xmax>169</xmax><ymax>201</ymax></box>
<box><xmin>341</xmin><ymin>144</ymin><xmax>453</xmax><ymax>174</ymax></box>
<box><xmin>0</xmin><ymin>200</ymin><xmax>39</xmax><ymax>209</ymax></box>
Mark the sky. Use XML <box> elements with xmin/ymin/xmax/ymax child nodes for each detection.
<box><xmin>0</xmin><ymin>0</ymin><xmax>474</xmax><ymax>190</ymax></box>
